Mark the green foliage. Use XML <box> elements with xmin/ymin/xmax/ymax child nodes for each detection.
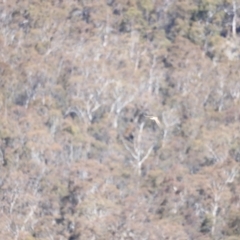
<box><xmin>0</xmin><ymin>119</ymin><xmax>17</xmax><ymax>146</ymax></box>
<box><xmin>63</xmin><ymin>121</ymin><xmax>80</xmax><ymax>136</ymax></box>
<box><xmin>138</xmin><ymin>0</ymin><xmax>154</xmax><ymax>13</ymax></box>
<box><xmin>147</xmin><ymin>168</ymin><xmax>164</xmax><ymax>188</ymax></box>
<box><xmin>225</xmin><ymin>211</ymin><xmax>240</xmax><ymax>236</ymax></box>
<box><xmin>22</xmin><ymin>234</ymin><xmax>36</xmax><ymax>240</ymax></box>
<box><xmin>225</xmin><ymin>237</ymin><xmax>240</xmax><ymax>240</ymax></box>
<box><xmin>200</xmin><ymin>214</ymin><xmax>213</xmax><ymax>233</ymax></box>
<box><xmin>188</xmin><ymin>22</ymin><xmax>205</xmax><ymax>45</ymax></box>
<box><xmin>35</xmin><ymin>41</ymin><xmax>51</xmax><ymax>55</ymax></box>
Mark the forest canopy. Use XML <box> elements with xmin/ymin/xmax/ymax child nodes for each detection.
<box><xmin>0</xmin><ymin>0</ymin><xmax>240</xmax><ymax>239</ymax></box>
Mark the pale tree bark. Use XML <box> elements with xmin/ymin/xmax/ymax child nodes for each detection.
<box><xmin>121</xmin><ymin>122</ymin><xmax>153</xmax><ymax>176</ymax></box>
<box><xmin>110</xmin><ymin>83</ymin><xmax>136</xmax><ymax>128</ymax></box>
<box><xmin>162</xmin><ymin>109</ymin><xmax>179</xmax><ymax>142</ymax></box>
<box><xmin>210</xmin><ymin>167</ymin><xmax>238</xmax><ymax>236</ymax></box>
<box><xmin>232</xmin><ymin>0</ymin><xmax>237</xmax><ymax>38</ymax></box>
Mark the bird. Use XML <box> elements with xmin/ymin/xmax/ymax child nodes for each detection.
<box><xmin>144</xmin><ymin>115</ymin><xmax>161</xmax><ymax>128</ymax></box>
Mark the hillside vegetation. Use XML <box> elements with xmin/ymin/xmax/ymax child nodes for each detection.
<box><xmin>0</xmin><ymin>0</ymin><xmax>240</xmax><ymax>239</ymax></box>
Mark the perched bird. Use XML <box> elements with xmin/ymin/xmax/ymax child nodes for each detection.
<box><xmin>144</xmin><ymin>115</ymin><xmax>161</xmax><ymax>128</ymax></box>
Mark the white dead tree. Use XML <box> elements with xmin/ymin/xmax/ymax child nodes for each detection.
<box><xmin>85</xmin><ymin>93</ymin><xmax>101</xmax><ymax>122</ymax></box>
<box><xmin>110</xmin><ymin>83</ymin><xmax>136</xmax><ymax>128</ymax></box>
<box><xmin>223</xmin><ymin>0</ymin><xmax>240</xmax><ymax>38</ymax></box>
<box><xmin>121</xmin><ymin>122</ymin><xmax>153</xmax><ymax>176</ymax></box>
<box><xmin>206</xmin><ymin>143</ymin><xmax>229</xmax><ymax>164</ymax></box>
<box><xmin>162</xmin><ymin>109</ymin><xmax>179</xmax><ymax>140</ymax></box>
<box><xmin>232</xmin><ymin>0</ymin><xmax>237</xmax><ymax>38</ymax></box>
<box><xmin>110</xmin><ymin>94</ymin><xmax>134</xmax><ymax>128</ymax></box>
<box><xmin>65</xmin><ymin>79</ymin><xmax>111</xmax><ymax>124</ymax></box>
<box><xmin>210</xmin><ymin>167</ymin><xmax>238</xmax><ymax>236</ymax></box>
